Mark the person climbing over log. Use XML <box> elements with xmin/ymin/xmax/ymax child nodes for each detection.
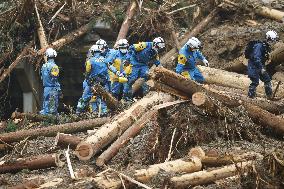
<box><xmin>124</xmin><ymin>37</ymin><xmax>166</xmax><ymax>100</ymax></box>
<box><xmin>76</xmin><ymin>45</ymin><xmax>110</xmax><ymax>115</ymax></box>
<box><xmin>175</xmin><ymin>37</ymin><xmax>209</xmax><ymax>83</ymax></box>
<box><xmin>108</xmin><ymin>39</ymin><xmax>131</xmax><ymax>100</ymax></box>
<box><xmin>245</xmin><ymin>30</ymin><xmax>278</xmax><ymax>99</ymax></box>
<box><xmin>40</xmin><ymin>48</ymin><xmax>61</xmax><ymax>115</ymax></box>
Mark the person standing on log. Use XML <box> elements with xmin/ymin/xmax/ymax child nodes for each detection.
<box><xmin>245</xmin><ymin>30</ymin><xmax>278</xmax><ymax>99</ymax></box>
<box><xmin>175</xmin><ymin>37</ymin><xmax>209</xmax><ymax>83</ymax></box>
<box><xmin>76</xmin><ymin>45</ymin><xmax>110</xmax><ymax>115</ymax></box>
<box><xmin>109</xmin><ymin>39</ymin><xmax>131</xmax><ymax>100</ymax></box>
<box><xmin>40</xmin><ymin>48</ymin><xmax>61</xmax><ymax>115</ymax></box>
<box><xmin>124</xmin><ymin>37</ymin><xmax>166</xmax><ymax>100</ymax></box>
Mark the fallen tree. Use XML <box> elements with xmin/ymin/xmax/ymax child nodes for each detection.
<box><xmin>11</xmin><ymin>112</ymin><xmax>57</xmax><ymax>122</ymax></box>
<box><xmin>54</xmin><ymin>133</ymin><xmax>82</xmax><ymax>150</ymax></box>
<box><xmin>0</xmin><ymin>117</ymin><xmax>109</xmax><ymax>143</ymax></box>
<box><xmin>92</xmin><ymin>84</ymin><xmax>119</xmax><ymax>111</ymax></box>
<box><xmin>8</xmin><ymin>177</ymin><xmax>45</xmax><ymax>189</ymax></box>
<box><xmin>0</xmin><ymin>154</ymin><xmax>64</xmax><ymax>174</ymax></box>
<box><xmin>168</xmin><ymin>161</ymin><xmax>253</xmax><ymax>188</ymax></box>
<box><xmin>96</xmin><ymin>100</ymin><xmax>188</xmax><ymax>166</ymax></box>
<box><xmin>75</xmin><ymin>92</ymin><xmax>173</xmax><ymax>161</ymax></box>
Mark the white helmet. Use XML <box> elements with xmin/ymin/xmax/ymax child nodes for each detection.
<box><xmin>186</xmin><ymin>37</ymin><xmax>201</xmax><ymax>49</ymax></box>
<box><xmin>89</xmin><ymin>44</ymin><xmax>101</xmax><ymax>54</ymax></box>
<box><xmin>96</xmin><ymin>39</ymin><xmax>108</xmax><ymax>48</ymax></box>
<box><xmin>45</xmin><ymin>48</ymin><xmax>57</xmax><ymax>58</ymax></box>
<box><xmin>266</xmin><ymin>30</ymin><xmax>278</xmax><ymax>41</ymax></box>
<box><xmin>153</xmin><ymin>37</ymin><xmax>165</xmax><ymax>52</ymax></box>
<box><xmin>117</xmin><ymin>39</ymin><xmax>129</xmax><ymax>54</ymax></box>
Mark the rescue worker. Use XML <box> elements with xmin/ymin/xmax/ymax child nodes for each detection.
<box><xmin>175</xmin><ymin>37</ymin><xmax>209</xmax><ymax>83</ymax></box>
<box><xmin>109</xmin><ymin>39</ymin><xmax>131</xmax><ymax>100</ymax></box>
<box><xmin>40</xmin><ymin>48</ymin><xmax>61</xmax><ymax>115</ymax></box>
<box><xmin>76</xmin><ymin>45</ymin><xmax>110</xmax><ymax>115</ymax></box>
<box><xmin>125</xmin><ymin>37</ymin><xmax>165</xmax><ymax>99</ymax></box>
<box><xmin>245</xmin><ymin>30</ymin><xmax>278</xmax><ymax>99</ymax></box>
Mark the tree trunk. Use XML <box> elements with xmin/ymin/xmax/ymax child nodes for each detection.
<box><xmin>0</xmin><ymin>154</ymin><xmax>64</xmax><ymax>174</ymax></box>
<box><xmin>269</xmin><ymin>43</ymin><xmax>284</xmax><ymax>71</ymax></box>
<box><xmin>8</xmin><ymin>177</ymin><xmax>45</xmax><ymax>189</ymax></box>
<box><xmin>37</xmin><ymin>18</ymin><xmax>96</xmax><ymax>56</ymax></box>
<box><xmin>0</xmin><ymin>42</ymin><xmax>33</xmax><ymax>83</ymax></box>
<box><xmin>54</xmin><ymin>133</ymin><xmax>82</xmax><ymax>150</ymax></box>
<box><xmin>0</xmin><ymin>117</ymin><xmax>109</xmax><ymax>143</ymax></box>
<box><xmin>96</xmin><ymin>100</ymin><xmax>188</xmax><ymax>166</ymax></box>
<box><xmin>272</xmin><ymin>72</ymin><xmax>284</xmax><ymax>82</ymax></box>
<box><xmin>75</xmin><ymin>92</ymin><xmax>173</xmax><ymax>161</ymax></box>
<box><xmin>169</xmin><ymin>161</ymin><xmax>253</xmax><ymax>188</ymax></box>
<box><xmin>132</xmin><ymin>78</ymin><xmax>145</xmax><ymax>95</ymax></box>
<box><xmin>92</xmin><ymin>84</ymin><xmax>119</xmax><ymax>111</ymax></box>
<box><xmin>134</xmin><ymin>157</ymin><xmax>202</xmax><ymax>183</ymax></box>
<box><xmin>198</xmin><ymin>65</ymin><xmax>284</xmax><ymax>98</ymax></box>
<box><xmin>35</xmin><ymin>2</ymin><xmax>48</xmax><ymax>49</ymax></box>
<box><xmin>11</xmin><ymin>112</ymin><xmax>57</xmax><ymax>122</ymax></box>
<box><xmin>255</xmin><ymin>6</ymin><xmax>284</xmax><ymax>22</ymax></box>
<box><xmin>224</xmin><ymin>55</ymin><xmax>247</xmax><ymax>73</ymax></box>
<box><xmin>115</xmin><ymin>0</ymin><xmax>137</xmax><ymax>42</ymax></box>
<box><xmin>147</xmin><ymin>80</ymin><xmax>189</xmax><ymax>99</ymax></box>
<box><xmin>160</xmin><ymin>8</ymin><xmax>219</xmax><ymax>68</ymax></box>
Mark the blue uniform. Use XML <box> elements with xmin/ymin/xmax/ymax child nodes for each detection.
<box><xmin>125</xmin><ymin>42</ymin><xmax>160</xmax><ymax>97</ymax></box>
<box><xmin>109</xmin><ymin>51</ymin><xmax>132</xmax><ymax>99</ymax></box>
<box><xmin>40</xmin><ymin>59</ymin><xmax>61</xmax><ymax>115</ymax></box>
<box><xmin>175</xmin><ymin>45</ymin><xmax>206</xmax><ymax>83</ymax></box>
<box><xmin>76</xmin><ymin>55</ymin><xmax>110</xmax><ymax>114</ymax></box>
<box><xmin>245</xmin><ymin>41</ymin><xmax>272</xmax><ymax>98</ymax></box>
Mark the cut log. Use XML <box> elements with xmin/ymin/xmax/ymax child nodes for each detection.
<box><xmin>198</xmin><ymin>65</ymin><xmax>284</xmax><ymax>98</ymax></box>
<box><xmin>132</xmin><ymin>78</ymin><xmax>145</xmax><ymax>95</ymax></box>
<box><xmin>160</xmin><ymin>8</ymin><xmax>218</xmax><ymax>68</ymax></box>
<box><xmin>169</xmin><ymin>161</ymin><xmax>253</xmax><ymax>188</ymax></box>
<box><xmin>8</xmin><ymin>177</ymin><xmax>45</xmax><ymax>189</ymax></box>
<box><xmin>147</xmin><ymin>80</ymin><xmax>189</xmax><ymax>99</ymax></box>
<box><xmin>134</xmin><ymin>157</ymin><xmax>202</xmax><ymax>183</ymax></box>
<box><xmin>35</xmin><ymin>2</ymin><xmax>48</xmax><ymax>49</ymax></box>
<box><xmin>115</xmin><ymin>0</ymin><xmax>137</xmax><ymax>42</ymax></box>
<box><xmin>92</xmin><ymin>84</ymin><xmax>119</xmax><ymax>111</ymax></box>
<box><xmin>0</xmin><ymin>117</ymin><xmax>109</xmax><ymax>143</ymax></box>
<box><xmin>0</xmin><ymin>154</ymin><xmax>64</xmax><ymax>174</ymax></box>
<box><xmin>224</xmin><ymin>55</ymin><xmax>247</xmax><ymax>73</ymax></box>
<box><xmin>75</xmin><ymin>92</ymin><xmax>173</xmax><ymax>161</ymax></box>
<box><xmin>11</xmin><ymin>112</ymin><xmax>57</xmax><ymax>122</ymax></box>
<box><xmin>96</xmin><ymin>100</ymin><xmax>188</xmax><ymax>166</ymax></box>
<box><xmin>269</xmin><ymin>43</ymin><xmax>284</xmax><ymax>70</ymax></box>
<box><xmin>272</xmin><ymin>72</ymin><xmax>284</xmax><ymax>82</ymax></box>
<box><xmin>0</xmin><ymin>42</ymin><xmax>33</xmax><ymax>83</ymax></box>
<box><xmin>55</xmin><ymin>133</ymin><xmax>82</xmax><ymax>150</ymax></box>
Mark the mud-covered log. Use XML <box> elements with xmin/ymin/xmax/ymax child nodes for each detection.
<box><xmin>75</xmin><ymin>92</ymin><xmax>173</xmax><ymax>161</ymax></box>
<box><xmin>0</xmin><ymin>154</ymin><xmax>64</xmax><ymax>174</ymax></box>
<box><xmin>92</xmin><ymin>84</ymin><xmax>119</xmax><ymax>110</ymax></box>
<box><xmin>115</xmin><ymin>0</ymin><xmax>137</xmax><ymax>42</ymax></box>
<box><xmin>134</xmin><ymin>157</ymin><xmax>202</xmax><ymax>183</ymax></box>
<box><xmin>169</xmin><ymin>161</ymin><xmax>253</xmax><ymax>188</ymax></box>
<box><xmin>198</xmin><ymin>65</ymin><xmax>284</xmax><ymax>98</ymax></box>
<box><xmin>161</xmin><ymin>9</ymin><xmax>218</xmax><ymax>68</ymax></box>
<box><xmin>55</xmin><ymin>133</ymin><xmax>82</xmax><ymax>150</ymax></box>
<box><xmin>96</xmin><ymin>100</ymin><xmax>188</xmax><ymax>166</ymax></box>
<box><xmin>8</xmin><ymin>177</ymin><xmax>45</xmax><ymax>189</ymax></box>
<box><xmin>147</xmin><ymin>80</ymin><xmax>189</xmax><ymax>99</ymax></box>
<box><xmin>0</xmin><ymin>42</ymin><xmax>32</xmax><ymax>83</ymax></box>
<box><xmin>0</xmin><ymin>117</ymin><xmax>109</xmax><ymax>143</ymax></box>
<box><xmin>11</xmin><ymin>112</ymin><xmax>56</xmax><ymax>122</ymax></box>
<box><xmin>132</xmin><ymin>78</ymin><xmax>145</xmax><ymax>95</ymax></box>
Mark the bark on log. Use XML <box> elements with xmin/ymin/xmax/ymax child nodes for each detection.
<box><xmin>96</xmin><ymin>100</ymin><xmax>188</xmax><ymax>166</ymax></box>
<box><xmin>0</xmin><ymin>117</ymin><xmax>109</xmax><ymax>143</ymax></box>
<box><xmin>132</xmin><ymin>78</ymin><xmax>145</xmax><ymax>95</ymax></box>
<box><xmin>269</xmin><ymin>43</ymin><xmax>284</xmax><ymax>69</ymax></box>
<box><xmin>0</xmin><ymin>154</ymin><xmax>64</xmax><ymax>174</ymax></box>
<box><xmin>160</xmin><ymin>8</ymin><xmax>218</xmax><ymax>68</ymax></box>
<box><xmin>115</xmin><ymin>0</ymin><xmax>137</xmax><ymax>43</ymax></box>
<box><xmin>147</xmin><ymin>80</ymin><xmax>189</xmax><ymax>99</ymax></box>
<box><xmin>169</xmin><ymin>161</ymin><xmax>253</xmax><ymax>188</ymax></box>
<box><xmin>35</xmin><ymin>3</ymin><xmax>48</xmax><ymax>49</ymax></box>
<box><xmin>198</xmin><ymin>65</ymin><xmax>284</xmax><ymax>98</ymax></box>
<box><xmin>11</xmin><ymin>112</ymin><xmax>56</xmax><ymax>122</ymax></box>
<box><xmin>224</xmin><ymin>55</ymin><xmax>247</xmax><ymax>73</ymax></box>
<box><xmin>55</xmin><ymin>133</ymin><xmax>82</xmax><ymax>150</ymax></box>
<box><xmin>134</xmin><ymin>157</ymin><xmax>202</xmax><ymax>183</ymax></box>
<box><xmin>8</xmin><ymin>177</ymin><xmax>45</xmax><ymax>189</ymax></box>
<box><xmin>0</xmin><ymin>42</ymin><xmax>33</xmax><ymax>83</ymax></box>
<box><xmin>37</xmin><ymin>18</ymin><xmax>96</xmax><ymax>56</ymax></box>
<box><xmin>92</xmin><ymin>84</ymin><xmax>119</xmax><ymax>110</ymax></box>
<box><xmin>0</xmin><ymin>144</ymin><xmax>12</xmax><ymax>152</ymax></box>
<box><xmin>75</xmin><ymin>92</ymin><xmax>173</xmax><ymax>161</ymax></box>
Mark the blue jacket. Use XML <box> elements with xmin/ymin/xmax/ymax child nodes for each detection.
<box><xmin>245</xmin><ymin>41</ymin><xmax>270</xmax><ymax>70</ymax></box>
<box><xmin>176</xmin><ymin>45</ymin><xmax>206</xmax><ymax>74</ymax></box>
<box><xmin>41</xmin><ymin>59</ymin><xmax>60</xmax><ymax>88</ymax></box>
<box><xmin>128</xmin><ymin>42</ymin><xmax>160</xmax><ymax>66</ymax></box>
<box><xmin>85</xmin><ymin>55</ymin><xmax>109</xmax><ymax>86</ymax></box>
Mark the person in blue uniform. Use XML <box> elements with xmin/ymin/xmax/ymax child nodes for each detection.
<box><xmin>245</xmin><ymin>30</ymin><xmax>278</xmax><ymax>99</ymax></box>
<box><xmin>40</xmin><ymin>48</ymin><xmax>61</xmax><ymax>115</ymax></box>
<box><xmin>175</xmin><ymin>37</ymin><xmax>209</xmax><ymax>83</ymax></box>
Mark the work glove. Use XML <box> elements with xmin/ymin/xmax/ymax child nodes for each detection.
<box><xmin>123</xmin><ymin>60</ymin><xmax>130</xmax><ymax>67</ymax></box>
<box><xmin>203</xmin><ymin>59</ymin><xmax>209</xmax><ymax>67</ymax></box>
